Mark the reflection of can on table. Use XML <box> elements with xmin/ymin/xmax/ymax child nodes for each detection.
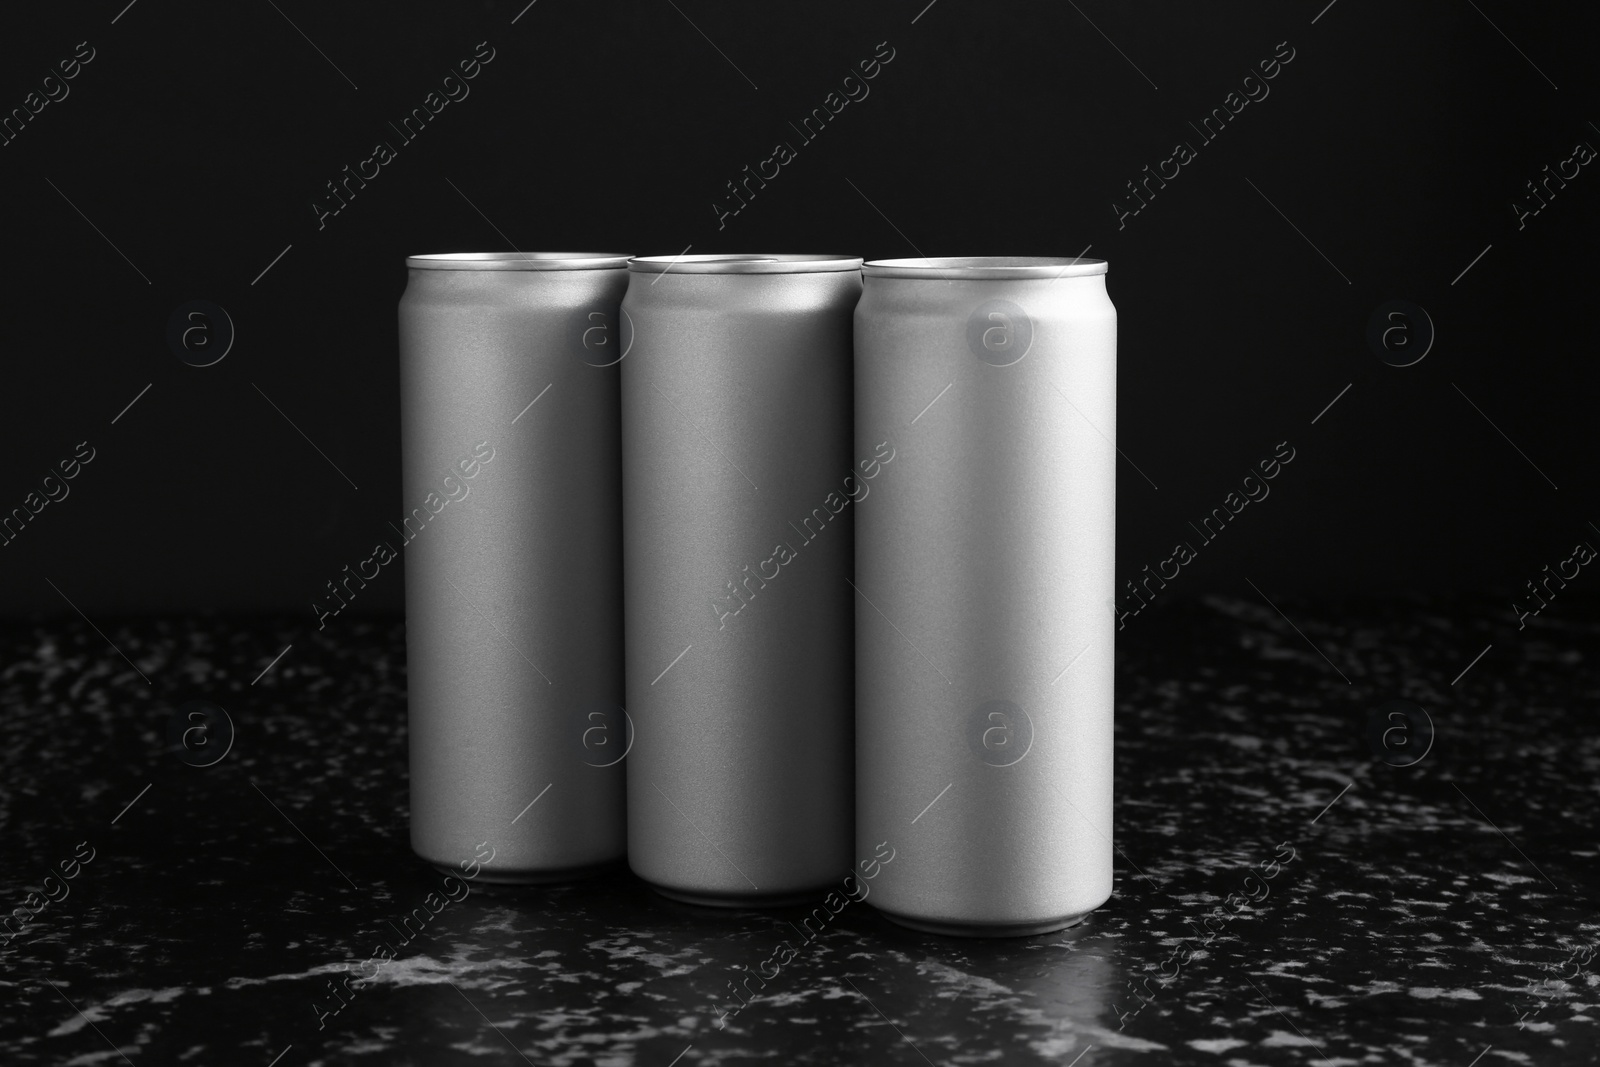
<box><xmin>400</xmin><ymin>251</ymin><xmax>631</xmax><ymax>883</ymax></box>
<box><xmin>621</xmin><ymin>253</ymin><xmax>862</xmax><ymax>906</ymax></box>
<box><xmin>854</xmin><ymin>256</ymin><xmax>1117</xmax><ymax>935</ymax></box>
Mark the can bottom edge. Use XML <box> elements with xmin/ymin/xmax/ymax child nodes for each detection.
<box><xmin>424</xmin><ymin>856</ymin><xmax>626</xmax><ymax>887</ymax></box>
<box><xmin>647</xmin><ymin>882</ymin><xmax>833</xmax><ymax>910</ymax></box>
<box><xmin>873</xmin><ymin>905</ymin><xmax>1095</xmax><ymax>938</ymax></box>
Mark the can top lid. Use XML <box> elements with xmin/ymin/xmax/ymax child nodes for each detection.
<box><xmin>627</xmin><ymin>253</ymin><xmax>863</xmax><ymax>274</ymax></box>
<box><xmin>864</xmin><ymin>256</ymin><xmax>1108</xmax><ymax>279</ymax></box>
<box><xmin>406</xmin><ymin>252</ymin><xmax>633</xmax><ymax>271</ymax></box>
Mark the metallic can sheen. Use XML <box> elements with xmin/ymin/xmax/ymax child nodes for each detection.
<box><xmin>401</xmin><ymin>251</ymin><xmax>631</xmax><ymax>883</ymax></box>
<box><xmin>622</xmin><ymin>253</ymin><xmax>862</xmax><ymax>906</ymax></box>
<box><xmin>854</xmin><ymin>256</ymin><xmax>1117</xmax><ymax>936</ymax></box>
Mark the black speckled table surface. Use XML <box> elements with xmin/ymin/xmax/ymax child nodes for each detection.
<box><xmin>1</xmin><ymin>596</ymin><xmax>1596</xmax><ymax>1066</ymax></box>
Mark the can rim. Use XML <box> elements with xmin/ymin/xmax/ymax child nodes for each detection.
<box><xmin>863</xmin><ymin>256</ymin><xmax>1108</xmax><ymax>279</ymax></box>
<box><xmin>406</xmin><ymin>252</ymin><xmax>633</xmax><ymax>271</ymax></box>
<box><xmin>627</xmin><ymin>253</ymin><xmax>863</xmax><ymax>274</ymax></box>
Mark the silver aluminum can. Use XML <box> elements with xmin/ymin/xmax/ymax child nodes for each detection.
<box><xmin>622</xmin><ymin>253</ymin><xmax>862</xmax><ymax>906</ymax></box>
<box><xmin>854</xmin><ymin>256</ymin><xmax>1116</xmax><ymax>935</ymax></box>
<box><xmin>401</xmin><ymin>251</ymin><xmax>632</xmax><ymax>883</ymax></box>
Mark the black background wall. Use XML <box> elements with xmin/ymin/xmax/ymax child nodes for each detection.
<box><xmin>1</xmin><ymin>1</ymin><xmax>1595</xmax><ymax>625</ymax></box>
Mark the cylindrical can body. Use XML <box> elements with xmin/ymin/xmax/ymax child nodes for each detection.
<box><xmin>854</xmin><ymin>256</ymin><xmax>1116</xmax><ymax>935</ymax></box>
<box><xmin>622</xmin><ymin>254</ymin><xmax>863</xmax><ymax>906</ymax></box>
<box><xmin>400</xmin><ymin>251</ymin><xmax>632</xmax><ymax>882</ymax></box>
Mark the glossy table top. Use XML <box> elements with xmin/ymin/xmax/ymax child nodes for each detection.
<box><xmin>0</xmin><ymin>596</ymin><xmax>1594</xmax><ymax>1065</ymax></box>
